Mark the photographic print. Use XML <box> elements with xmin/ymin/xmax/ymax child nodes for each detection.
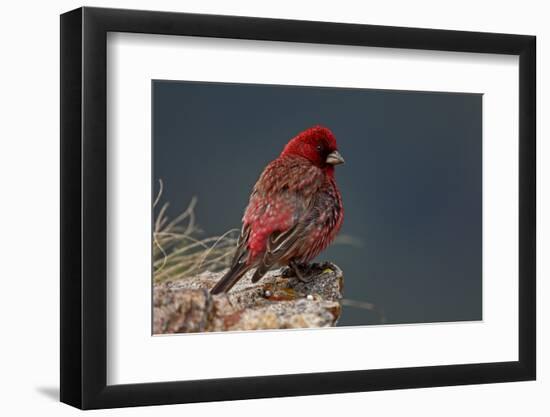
<box><xmin>152</xmin><ymin>80</ymin><xmax>482</xmax><ymax>334</ymax></box>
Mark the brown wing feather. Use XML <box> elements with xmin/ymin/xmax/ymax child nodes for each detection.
<box><xmin>209</xmin><ymin>224</ymin><xmax>252</xmax><ymax>294</ymax></box>
<box><xmin>250</xmin><ymin>223</ymin><xmax>304</xmax><ymax>283</ymax></box>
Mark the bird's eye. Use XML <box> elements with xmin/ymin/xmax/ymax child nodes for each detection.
<box><xmin>316</xmin><ymin>144</ymin><xmax>323</xmax><ymax>152</ymax></box>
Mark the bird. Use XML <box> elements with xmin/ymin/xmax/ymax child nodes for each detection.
<box><xmin>210</xmin><ymin>125</ymin><xmax>344</xmax><ymax>294</ymax></box>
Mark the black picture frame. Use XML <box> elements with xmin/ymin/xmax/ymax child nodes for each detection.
<box><xmin>60</xmin><ymin>6</ymin><xmax>536</xmax><ymax>410</ymax></box>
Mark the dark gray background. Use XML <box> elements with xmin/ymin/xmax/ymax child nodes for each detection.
<box><xmin>153</xmin><ymin>80</ymin><xmax>482</xmax><ymax>326</ymax></box>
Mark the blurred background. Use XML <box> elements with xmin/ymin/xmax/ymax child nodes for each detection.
<box><xmin>153</xmin><ymin>80</ymin><xmax>482</xmax><ymax>326</ymax></box>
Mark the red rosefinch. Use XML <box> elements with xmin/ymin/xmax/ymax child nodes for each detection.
<box><xmin>210</xmin><ymin>126</ymin><xmax>344</xmax><ymax>294</ymax></box>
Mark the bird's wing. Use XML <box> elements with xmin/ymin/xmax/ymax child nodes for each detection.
<box><xmin>232</xmin><ymin>222</ymin><xmax>252</xmax><ymax>266</ymax></box>
<box><xmin>250</xmin><ymin>220</ymin><xmax>306</xmax><ymax>283</ymax></box>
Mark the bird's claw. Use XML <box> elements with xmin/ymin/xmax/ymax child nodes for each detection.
<box><xmin>282</xmin><ymin>261</ymin><xmax>330</xmax><ymax>283</ymax></box>
<box><xmin>281</xmin><ymin>266</ymin><xmax>295</xmax><ymax>278</ymax></box>
<box><xmin>288</xmin><ymin>261</ymin><xmax>316</xmax><ymax>283</ymax></box>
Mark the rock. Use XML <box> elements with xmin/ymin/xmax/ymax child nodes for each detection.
<box><xmin>153</xmin><ymin>262</ymin><xmax>344</xmax><ymax>333</ymax></box>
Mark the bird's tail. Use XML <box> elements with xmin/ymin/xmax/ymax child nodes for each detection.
<box><xmin>210</xmin><ymin>260</ymin><xmax>249</xmax><ymax>295</ymax></box>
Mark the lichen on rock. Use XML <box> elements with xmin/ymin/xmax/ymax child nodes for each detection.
<box><xmin>153</xmin><ymin>262</ymin><xmax>344</xmax><ymax>334</ymax></box>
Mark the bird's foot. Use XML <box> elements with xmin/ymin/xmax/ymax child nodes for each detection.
<box><xmin>281</xmin><ymin>266</ymin><xmax>295</xmax><ymax>278</ymax></box>
<box><xmin>287</xmin><ymin>261</ymin><xmax>317</xmax><ymax>283</ymax></box>
<box><xmin>282</xmin><ymin>261</ymin><xmax>331</xmax><ymax>282</ymax></box>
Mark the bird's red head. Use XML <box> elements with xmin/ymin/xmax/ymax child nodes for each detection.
<box><xmin>281</xmin><ymin>126</ymin><xmax>345</xmax><ymax>170</ymax></box>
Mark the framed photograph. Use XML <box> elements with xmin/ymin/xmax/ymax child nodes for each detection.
<box><xmin>60</xmin><ymin>6</ymin><xmax>536</xmax><ymax>409</ymax></box>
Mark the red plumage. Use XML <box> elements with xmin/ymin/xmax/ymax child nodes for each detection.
<box><xmin>210</xmin><ymin>125</ymin><xmax>344</xmax><ymax>294</ymax></box>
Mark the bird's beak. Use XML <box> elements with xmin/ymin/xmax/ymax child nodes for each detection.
<box><xmin>326</xmin><ymin>150</ymin><xmax>345</xmax><ymax>165</ymax></box>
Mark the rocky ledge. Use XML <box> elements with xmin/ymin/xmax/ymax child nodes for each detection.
<box><xmin>153</xmin><ymin>262</ymin><xmax>344</xmax><ymax>333</ymax></box>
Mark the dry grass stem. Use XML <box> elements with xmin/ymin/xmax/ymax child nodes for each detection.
<box><xmin>153</xmin><ymin>180</ymin><xmax>238</xmax><ymax>283</ymax></box>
